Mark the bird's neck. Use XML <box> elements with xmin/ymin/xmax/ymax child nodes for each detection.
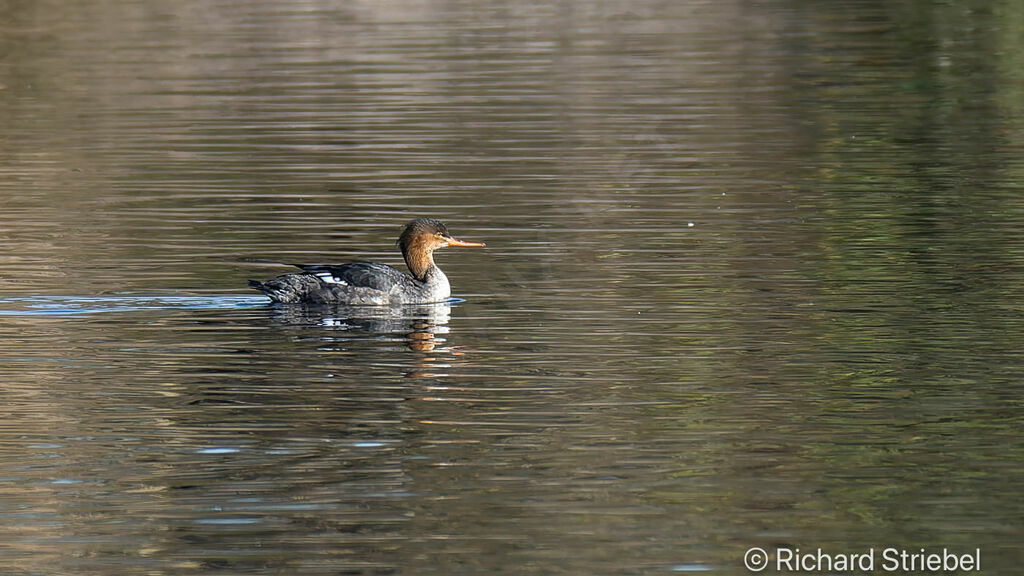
<box><xmin>403</xmin><ymin>247</ymin><xmax>436</xmax><ymax>282</ymax></box>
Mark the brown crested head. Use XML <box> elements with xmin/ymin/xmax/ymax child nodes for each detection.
<box><xmin>398</xmin><ymin>218</ymin><xmax>485</xmax><ymax>280</ymax></box>
<box><xmin>398</xmin><ymin>218</ymin><xmax>450</xmax><ymax>252</ymax></box>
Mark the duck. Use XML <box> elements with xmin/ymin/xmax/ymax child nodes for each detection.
<box><xmin>249</xmin><ymin>218</ymin><xmax>484</xmax><ymax>305</ymax></box>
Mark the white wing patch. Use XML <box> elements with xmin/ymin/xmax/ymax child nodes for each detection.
<box><xmin>315</xmin><ymin>272</ymin><xmax>348</xmax><ymax>286</ymax></box>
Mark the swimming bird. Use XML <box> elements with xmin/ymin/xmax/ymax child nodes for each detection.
<box><xmin>249</xmin><ymin>218</ymin><xmax>485</xmax><ymax>305</ymax></box>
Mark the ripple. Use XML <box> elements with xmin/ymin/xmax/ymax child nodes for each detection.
<box><xmin>0</xmin><ymin>295</ymin><xmax>268</xmax><ymax>315</ymax></box>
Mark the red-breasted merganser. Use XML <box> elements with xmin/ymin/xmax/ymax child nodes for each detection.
<box><xmin>249</xmin><ymin>218</ymin><xmax>485</xmax><ymax>305</ymax></box>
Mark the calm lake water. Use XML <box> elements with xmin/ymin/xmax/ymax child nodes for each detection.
<box><xmin>1</xmin><ymin>0</ymin><xmax>1022</xmax><ymax>574</ymax></box>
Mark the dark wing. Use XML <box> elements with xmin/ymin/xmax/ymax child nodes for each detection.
<box><xmin>295</xmin><ymin>262</ymin><xmax>411</xmax><ymax>293</ymax></box>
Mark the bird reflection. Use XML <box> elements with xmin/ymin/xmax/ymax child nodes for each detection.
<box><xmin>406</xmin><ymin>319</ymin><xmax>439</xmax><ymax>352</ymax></box>
<box><xmin>261</xmin><ymin>300</ymin><xmax>455</xmax><ymax>356</ymax></box>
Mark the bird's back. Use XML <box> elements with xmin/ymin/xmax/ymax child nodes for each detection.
<box><xmin>295</xmin><ymin>262</ymin><xmax>410</xmax><ymax>293</ymax></box>
<box><xmin>250</xmin><ymin>262</ymin><xmax>420</xmax><ymax>305</ymax></box>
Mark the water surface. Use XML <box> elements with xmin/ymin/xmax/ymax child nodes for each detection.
<box><xmin>1</xmin><ymin>0</ymin><xmax>1022</xmax><ymax>574</ymax></box>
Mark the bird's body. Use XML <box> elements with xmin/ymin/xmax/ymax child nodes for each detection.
<box><xmin>249</xmin><ymin>218</ymin><xmax>484</xmax><ymax>305</ymax></box>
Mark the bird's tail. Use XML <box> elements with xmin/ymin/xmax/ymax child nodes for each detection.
<box><xmin>249</xmin><ymin>279</ymin><xmax>283</xmax><ymax>302</ymax></box>
<box><xmin>248</xmin><ymin>275</ymin><xmax>322</xmax><ymax>303</ymax></box>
